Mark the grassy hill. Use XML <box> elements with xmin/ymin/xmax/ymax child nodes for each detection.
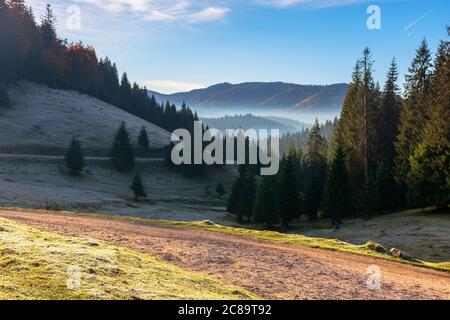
<box><xmin>0</xmin><ymin>217</ymin><xmax>255</xmax><ymax>300</ymax></box>
<box><xmin>0</xmin><ymin>82</ymin><xmax>171</xmax><ymax>156</ymax></box>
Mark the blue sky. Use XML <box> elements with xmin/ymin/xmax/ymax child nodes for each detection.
<box><xmin>28</xmin><ymin>0</ymin><xmax>449</xmax><ymax>93</ymax></box>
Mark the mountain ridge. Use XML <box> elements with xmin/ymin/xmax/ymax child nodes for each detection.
<box><xmin>148</xmin><ymin>82</ymin><xmax>348</xmax><ymax>113</ymax></box>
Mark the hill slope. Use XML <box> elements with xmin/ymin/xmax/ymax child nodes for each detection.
<box><xmin>0</xmin><ymin>82</ymin><xmax>171</xmax><ymax>155</ymax></box>
<box><xmin>149</xmin><ymin>82</ymin><xmax>348</xmax><ymax>113</ymax></box>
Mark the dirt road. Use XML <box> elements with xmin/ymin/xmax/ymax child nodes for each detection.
<box><xmin>0</xmin><ymin>209</ymin><xmax>449</xmax><ymax>300</ymax></box>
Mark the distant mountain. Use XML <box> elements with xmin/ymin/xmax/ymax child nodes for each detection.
<box><xmin>148</xmin><ymin>82</ymin><xmax>348</xmax><ymax>113</ymax></box>
<box><xmin>201</xmin><ymin>114</ymin><xmax>310</xmax><ymax>134</ymax></box>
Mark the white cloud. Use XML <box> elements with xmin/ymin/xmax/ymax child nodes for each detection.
<box><xmin>256</xmin><ymin>0</ymin><xmax>370</xmax><ymax>9</ymax></box>
<box><xmin>143</xmin><ymin>80</ymin><xmax>207</xmax><ymax>93</ymax></box>
<box><xmin>78</xmin><ymin>0</ymin><xmax>230</xmax><ymax>23</ymax></box>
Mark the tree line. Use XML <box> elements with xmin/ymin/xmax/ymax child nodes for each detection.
<box><xmin>228</xmin><ymin>35</ymin><xmax>449</xmax><ymax>228</ymax></box>
<box><xmin>0</xmin><ymin>1</ymin><xmax>197</xmax><ymax>133</ymax></box>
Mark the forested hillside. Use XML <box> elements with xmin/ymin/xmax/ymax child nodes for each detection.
<box><xmin>149</xmin><ymin>82</ymin><xmax>348</xmax><ymax>113</ymax></box>
<box><xmin>0</xmin><ymin>1</ymin><xmax>196</xmax><ymax>132</ymax></box>
<box><xmin>228</xmin><ymin>37</ymin><xmax>449</xmax><ymax>227</ymax></box>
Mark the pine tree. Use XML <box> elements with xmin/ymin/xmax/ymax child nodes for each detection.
<box><xmin>110</xmin><ymin>121</ymin><xmax>135</xmax><ymax>171</ymax></box>
<box><xmin>407</xmin><ymin>40</ymin><xmax>449</xmax><ymax>209</ymax></box>
<box><xmin>138</xmin><ymin>126</ymin><xmax>150</xmax><ymax>151</ymax></box>
<box><xmin>371</xmin><ymin>59</ymin><xmax>403</xmax><ymax>211</ymax></box>
<box><xmin>216</xmin><ymin>183</ymin><xmax>226</xmax><ymax>197</ymax></box>
<box><xmin>359</xmin><ymin>174</ymin><xmax>378</xmax><ymax>217</ymax></box>
<box><xmin>322</xmin><ymin>147</ymin><xmax>352</xmax><ymax>228</ymax></box>
<box><xmin>395</xmin><ymin>39</ymin><xmax>433</xmax><ymax>187</ymax></box>
<box><xmin>374</xmin><ymin>159</ymin><xmax>401</xmax><ymax>212</ymax></box>
<box><xmin>0</xmin><ymin>82</ymin><xmax>9</xmax><ymax>107</ymax></box>
<box><xmin>380</xmin><ymin>58</ymin><xmax>402</xmax><ymax>161</ymax></box>
<box><xmin>305</xmin><ymin>119</ymin><xmax>328</xmax><ymax>220</ymax></box>
<box><xmin>279</xmin><ymin>150</ymin><xmax>301</xmax><ymax>227</ymax></box>
<box><xmin>130</xmin><ymin>172</ymin><xmax>147</xmax><ymax>201</ymax></box>
<box><xmin>238</xmin><ymin>165</ymin><xmax>257</xmax><ymax>223</ymax></box>
<box><xmin>65</xmin><ymin>137</ymin><xmax>85</xmax><ymax>175</ymax></box>
<box><xmin>253</xmin><ymin>175</ymin><xmax>280</xmax><ymax>228</ymax></box>
<box><xmin>40</xmin><ymin>4</ymin><xmax>56</xmax><ymax>47</ymax></box>
<box><xmin>333</xmin><ymin>49</ymin><xmax>380</xmax><ymax>192</ymax></box>
<box><xmin>227</xmin><ymin>172</ymin><xmax>244</xmax><ymax>215</ymax></box>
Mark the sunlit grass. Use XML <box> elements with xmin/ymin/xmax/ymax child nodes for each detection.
<box><xmin>0</xmin><ymin>217</ymin><xmax>256</xmax><ymax>300</ymax></box>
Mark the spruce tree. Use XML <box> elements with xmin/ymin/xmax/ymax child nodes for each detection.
<box><xmin>138</xmin><ymin>126</ymin><xmax>150</xmax><ymax>151</ymax></box>
<box><xmin>407</xmin><ymin>40</ymin><xmax>449</xmax><ymax>208</ymax></box>
<box><xmin>380</xmin><ymin>58</ymin><xmax>401</xmax><ymax>161</ymax></box>
<box><xmin>333</xmin><ymin>48</ymin><xmax>381</xmax><ymax>193</ymax></box>
<box><xmin>238</xmin><ymin>165</ymin><xmax>257</xmax><ymax>223</ymax></box>
<box><xmin>130</xmin><ymin>172</ymin><xmax>147</xmax><ymax>201</ymax></box>
<box><xmin>305</xmin><ymin>119</ymin><xmax>328</xmax><ymax>220</ymax></box>
<box><xmin>0</xmin><ymin>82</ymin><xmax>9</xmax><ymax>107</ymax></box>
<box><xmin>40</xmin><ymin>4</ymin><xmax>56</xmax><ymax>47</ymax></box>
<box><xmin>65</xmin><ymin>137</ymin><xmax>85</xmax><ymax>175</ymax></box>
<box><xmin>322</xmin><ymin>147</ymin><xmax>351</xmax><ymax>228</ymax></box>
<box><xmin>395</xmin><ymin>39</ymin><xmax>433</xmax><ymax>187</ymax></box>
<box><xmin>253</xmin><ymin>175</ymin><xmax>280</xmax><ymax>228</ymax></box>
<box><xmin>110</xmin><ymin>121</ymin><xmax>135</xmax><ymax>171</ymax></box>
<box><xmin>227</xmin><ymin>173</ymin><xmax>243</xmax><ymax>215</ymax></box>
<box><xmin>216</xmin><ymin>183</ymin><xmax>226</xmax><ymax>197</ymax></box>
<box><xmin>279</xmin><ymin>150</ymin><xmax>301</xmax><ymax>227</ymax></box>
<box><xmin>371</xmin><ymin>59</ymin><xmax>403</xmax><ymax>211</ymax></box>
<box><xmin>358</xmin><ymin>173</ymin><xmax>378</xmax><ymax>218</ymax></box>
<box><xmin>374</xmin><ymin>159</ymin><xmax>401</xmax><ymax>212</ymax></box>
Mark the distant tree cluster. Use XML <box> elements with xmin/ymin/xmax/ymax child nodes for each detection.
<box><xmin>227</xmin><ymin>121</ymin><xmax>330</xmax><ymax>227</ymax></box>
<box><xmin>279</xmin><ymin>119</ymin><xmax>337</xmax><ymax>156</ymax></box>
<box><xmin>64</xmin><ymin>122</ymin><xmax>152</xmax><ymax>200</ymax></box>
<box><xmin>228</xmin><ymin>34</ymin><xmax>449</xmax><ymax>228</ymax></box>
<box><xmin>0</xmin><ymin>1</ymin><xmax>197</xmax><ymax>132</ymax></box>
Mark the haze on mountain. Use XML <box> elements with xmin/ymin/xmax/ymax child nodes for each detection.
<box><xmin>148</xmin><ymin>82</ymin><xmax>348</xmax><ymax>119</ymax></box>
<box><xmin>202</xmin><ymin>114</ymin><xmax>310</xmax><ymax>135</ymax></box>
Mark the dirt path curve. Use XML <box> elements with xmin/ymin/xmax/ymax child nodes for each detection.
<box><xmin>1</xmin><ymin>209</ymin><xmax>449</xmax><ymax>300</ymax></box>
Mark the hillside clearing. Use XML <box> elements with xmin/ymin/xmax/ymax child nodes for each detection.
<box><xmin>0</xmin><ymin>154</ymin><xmax>236</xmax><ymax>222</ymax></box>
<box><xmin>0</xmin><ymin>82</ymin><xmax>170</xmax><ymax>155</ymax></box>
<box><xmin>0</xmin><ymin>217</ymin><xmax>255</xmax><ymax>300</ymax></box>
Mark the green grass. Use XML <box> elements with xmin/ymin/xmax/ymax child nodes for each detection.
<box><xmin>0</xmin><ymin>217</ymin><xmax>256</xmax><ymax>300</ymax></box>
<box><xmin>2</xmin><ymin>207</ymin><xmax>450</xmax><ymax>273</ymax></box>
